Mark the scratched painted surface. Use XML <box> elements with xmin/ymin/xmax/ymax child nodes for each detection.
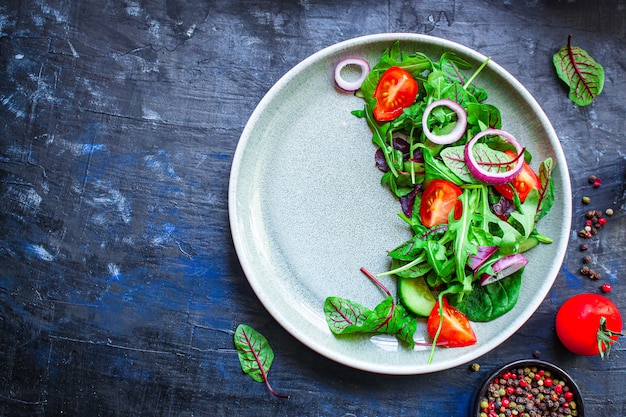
<box><xmin>0</xmin><ymin>0</ymin><xmax>625</xmax><ymax>415</ymax></box>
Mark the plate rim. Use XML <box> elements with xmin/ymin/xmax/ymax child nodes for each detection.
<box><xmin>228</xmin><ymin>33</ymin><xmax>572</xmax><ymax>375</ymax></box>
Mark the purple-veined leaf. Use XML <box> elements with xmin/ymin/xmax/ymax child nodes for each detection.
<box><xmin>450</xmin><ymin>143</ymin><xmax>512</xmax><ymax>181</ymax></box>
<box><xmin>234</xmin><ymin>324</ymin><xmax>288</xmax><ymax>398</ymax></box>
<box><xmin>553</xmin><ymin>34</ymin><xmax>604</xmax><ymax>106</ymax></box>
<box><xmin>441</xmin><ymin>144</ymin><xmax>511</xmax><ymax>184</ymax></box>
<box><xmin>324</xmin><ymin>297</ymin><xmax>373</xmax><ymax>334</ymax></box>
<box><xmin>390</xmin><ymin>258</ymin><xmax>433</xmax><ymax>279</ymax></box>
<box><xmin>367</xmin><ymin>296</ymin><xmax>417</xmax><ymax>348</ymax></box>
<box><xmin>387</xmin><ymin>234</ymin><xmax>429</xmax><ymax>261</ymax></box>
<box><xmin>536</xmin><ymin>157</ymin><xmax>555</xmax><ymax>221</ymax></box>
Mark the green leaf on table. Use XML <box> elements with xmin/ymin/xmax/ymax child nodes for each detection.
<box><xmin>553</xmin><ymin>34</ymin><xmax>604</xmax><ymax>106</ymax></box>
<box><xmin>234</xmin><ymin>324</ymin><xmax>289</xmax><ymax>398</ymax></box>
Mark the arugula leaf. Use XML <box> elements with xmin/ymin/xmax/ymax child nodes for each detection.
<box><xmin>421</xmin><ymin>146</ymin><xmax>463</xmax><ymax>185</ymax></box>
<box><xmin>553</xmin><ymin>34</ymin><xmax>604</xmax><ymax>106</ymax></box>
<box><xmin>508</xmin><ymin>188</ymin><xmax>540</xmax><ymax>239</ymax></box>
<box><xmin>234</xmin><ymin>324</ymin><xmax>288</xmax><ymax>398</ymax></box>
<box><xmin>448</xmin><ymin>189</ymin><xmax>479</xmax><ymax>293</ymax></box>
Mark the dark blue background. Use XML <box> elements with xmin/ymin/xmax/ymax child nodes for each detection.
<box><xmin>1</xmin><ymin>0</ymin><xmax>624</xmax><ymax>415</ymax></box>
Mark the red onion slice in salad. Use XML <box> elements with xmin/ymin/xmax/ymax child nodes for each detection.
<box><xmin>422</xmin><ymin>99</ymin><xmax>468</xmax><ymax>145</ymax></box>
<box><xmin>464</xmin><ymin>128</ymin><xmax>524</xmax><ymax>184</ymax></box>
<box><xmin>480</xmin><ymin>253</ymin><xmax>529</xmax><ymax>286</ymax></box>
<box><xmin>334</xmin><ymin>58</ymin><xmax>370</xmax><ymax>92</ymax></box>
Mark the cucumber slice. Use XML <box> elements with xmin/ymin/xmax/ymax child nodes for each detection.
<box><xmin>397</xmin><ymin>276</ymin><xmax>436</xmax><ymax>317</ymax></box>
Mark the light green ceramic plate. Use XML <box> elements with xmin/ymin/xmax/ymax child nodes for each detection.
<box><xmin>228</xmin><ymin>33</ymin><xmax>571</xmax><ymax>374</ymax></box>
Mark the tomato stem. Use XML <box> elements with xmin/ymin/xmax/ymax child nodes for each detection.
<box><xmin>597</xmin><ymin>316</ymin><xmax>624</xmax><ymax>359</ymax></box>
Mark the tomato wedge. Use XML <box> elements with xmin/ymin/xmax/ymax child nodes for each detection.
<box><xmin>494</xmin><ymin>150</ymin><xmax>541</xmax><ymax>202</ymax></box>
<box><xmin>373</xmin><ymin>66</ymin><xmax>418</xmax><ymax>121</ymax></box>
<box><xmin>427</xmin><ymin>298</ymin><xmax>477</xmax><ymax>347</ymax></box>
<box><xmin>419</xmin><ymin>179</ymin><xmax>462</xmax><ymax>228</ymax></box>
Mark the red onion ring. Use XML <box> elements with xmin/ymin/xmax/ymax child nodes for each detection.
<box><xmin>421</xmin><ymin>99</ymin><xmax>468</xmax><ymax>145</ymax></box>
<box><xmin>334</xmin><ymin>58</ymin><xmax>370</xmax><ymax>92</ymax></box>
<box><xmin>480</xmin><ymin>253</ymin><xmax>528</xmax><ymax>286</ymax></box>
<box><xmin>464</xmin><ymin>128</ymin><xmax>524</xmax><ymax>184</ymax></box>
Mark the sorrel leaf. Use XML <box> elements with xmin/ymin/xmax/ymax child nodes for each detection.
<box><xmin>367</xmin><ymin>297</ymin><xmax>417</xmax><ymax>348</ymax></box>
<box><xmin>536</xmin><ymin>158</ymin><xmax>555</xmax><ymax>221</ymax></box>
<box><xmin>324</xmin><ymin>297</ymin><xmax>374</xmax><ymax>334</ymax></box>
<box><xmin>553</xmin><ymin>34</ymin><xmax>604</xmax><ymax>106</ymax></box>
<box><xmin>234</xmin><ymin>324</ymin><xmax>288</xmax><ymax>398</ymax></box>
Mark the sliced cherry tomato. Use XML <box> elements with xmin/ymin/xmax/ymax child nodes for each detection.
<box><xmin>493</xmin><ymin>150</ymin><xmax>541</xmax><ymax>202</ymax></box>
<box><xmin>556</xmin><ymin>293</ymin><xmax>623</xmax><ymax>357</ymax></box>
<box><xmin>419</xmin><ymin>179</ymin><xmax>462</xmax><ymax>228</ymax></box>
<box><xmin>427</xmin><ymin>298</ymin><xmax>477</xmax><ymax>347</ymax></box>
<box><xmin>372</xmin><ymin>66</ymin><xmax>418</xmax><ymax>121</ymax></box>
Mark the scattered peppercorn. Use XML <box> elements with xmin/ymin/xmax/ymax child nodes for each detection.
<box><xmin>577</xmin><ymin>205</ymin><xmax>613</xmax><ymax>280</ymax></box>
<box><xmin>533</xmin><ymin>350</ymin><xmax>541</xmax><ymax>359</ymax></box>
<box><xmin>592</xmin><ymin>177</ymin><xmax>602</xmax><ymax>187</ymax></box>
<box><xmin>601</xmin><ymin>283</ymin><xmax>612</xmax><ymax>293</ymax></box>
<box><xmin>471</xmin><ymin>363</ymin><xmax>481</xmax><ymax>372</ymax></box>
<box><xmin>581</xmin><ymin>196</ymin><xmax>590</xmax><ymax>204</ymax></box>
<box><xmin>588</xmin><ymin>175</ymin><xmax>597</xmax><ymax>183</ymax></box>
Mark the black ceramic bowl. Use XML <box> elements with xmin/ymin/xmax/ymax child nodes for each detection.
<box><xmin>472</xmin><ymin>359</ymin><xmax>585</xmax><ymax>417</ymax></box>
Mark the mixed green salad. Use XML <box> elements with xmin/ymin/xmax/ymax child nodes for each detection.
<box><xmin>325</xmin><ymin>42</ymin><xmax>555</xmax><ymax>362</ymax></box>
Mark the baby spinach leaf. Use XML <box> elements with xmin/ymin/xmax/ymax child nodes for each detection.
<box><xmin>234</xmin><ymin>324</ymin><xmax>288</xmax><ymax>398</ymax></box>
<box><xmin>553</xmin><ymin>34</ymin><xmax>604</xmax><ymax>106</ymax></box>
<box><xmin>455</xmin><ymin>270</ymin><xmax>523</xmax><ymax>322</ymax></box>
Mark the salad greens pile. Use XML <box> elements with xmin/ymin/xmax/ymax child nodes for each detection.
<box><xmin>324</xmin><ymin>42</ymin><xmax>556</xmax><ymax>357</ymax></box>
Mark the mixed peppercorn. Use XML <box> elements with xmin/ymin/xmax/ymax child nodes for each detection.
<box><xmin>577</xmin><ymin>175</ymin><xmax>615</xmax><ymax>289</ymax></box>
<box><xmin>479</xmin><ymin>365</ymin><xmax>579</xmax><ymax>417</ymax></box>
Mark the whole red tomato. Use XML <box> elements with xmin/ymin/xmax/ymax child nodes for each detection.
<box><xmin>555</xmin><ymin>293</ymin><xmax>623</xmax><ymax>357</ymax></box>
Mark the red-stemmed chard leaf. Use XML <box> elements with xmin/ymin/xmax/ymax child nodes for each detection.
<box><xmin>234</xmin><ymin>324</ymin><xmax>289</xmax><ymax>398</ymax></box>
<box><xmin>324</xmin><ymin>297</ymin><xmax>374</xmax><ymax>334</ymax></box>
<box><xmin>359</xmin><ymin>267</ymin><xmax>417</xmax><ymax>348</ymax></box>
<box><xmin>553</xmin><ymin>34</ymin><xmax>604</xmax><ymax>106</ymax></box>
